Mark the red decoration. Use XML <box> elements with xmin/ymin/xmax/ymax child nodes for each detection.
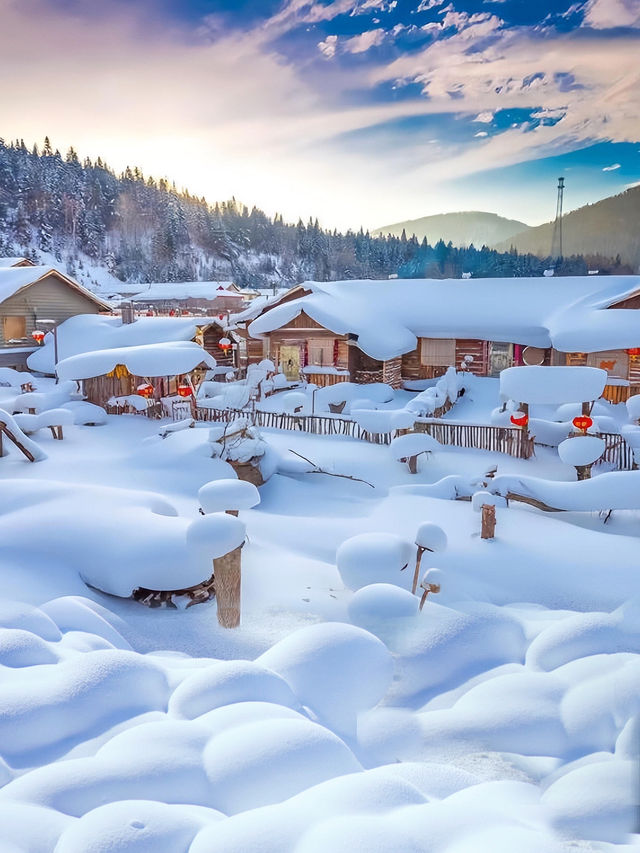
<box><xmin>218</xmin><ymin>338</ymin><xmax>232</xmax><ymax>354</ymax></box>
<box><xmin>510</xmin><ymin>412</ymin><xmax>528</xmax><ymax>428</ymax></box>
<box><xmin>572</xmin><ymin>415</ymin><xmax>593</xmax><ymax>432</ymax></box>
<box><xmin>31</xmin><ymin>330</ymin><xmax>45</xmax><ymax>344</ymax></box>
<box><xmin>137</xmin><ymin>383</ymin><xmax>154</xmax><ymax>398</ymax></box>
<box><xmin>177</xmin><ymin>384</ymin><xmax>192</xmax><ymax>398</ymax></box>
<box><xmin>627</xmin><ymin>348</ymin><xmax>640</xmax><ymax>356</ymax></box>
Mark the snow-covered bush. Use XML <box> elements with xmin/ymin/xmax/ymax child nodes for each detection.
<box><xmin>390</xmin><ymin>432</ymin><xmax>440</xmax><ymax>472</ymax></box>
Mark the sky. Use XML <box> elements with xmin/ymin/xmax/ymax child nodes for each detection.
<box><xmin>0</xmin><ymin>0</ymin><xmax>639</xmax><ymax>231</ymax></box>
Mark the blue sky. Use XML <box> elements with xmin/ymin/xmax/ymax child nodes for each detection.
<box><xmin>0</xmin><ymin>0</ymin><xmax>639</xmax><ymax>229</ymax></box>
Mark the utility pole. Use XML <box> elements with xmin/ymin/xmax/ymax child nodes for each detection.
<box><xmin>551</xmin><ymin>176</ymin><xmax>564</xmax><ymax>266</ymax></box>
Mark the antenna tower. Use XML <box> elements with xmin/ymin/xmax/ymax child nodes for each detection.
<box><xmin>551</xmin><ymin>176</ymin><xmax>564</xmax><ymax>263</ymax></box>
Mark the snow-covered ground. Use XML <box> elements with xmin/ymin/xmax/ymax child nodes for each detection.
<box><xmin>0</xmin><ymin>394</ymin><xmax>638</xmax><ymax>852</ymax></box>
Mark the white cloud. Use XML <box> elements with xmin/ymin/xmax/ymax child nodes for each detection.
<box><xmin>602</xmin><ymin>163</ymin><xmax>621</xmax><ymax>170</ymax></box>
<box><xmin>318</xmin><ymin>34</ymin><xmax>338</xmax><ymax>57</ymax></box>
<box><xmin>474</xmin><ymin>111</ymin><xmax>494</xmax><ymax>123</ymax></box>
<box><xmin>583</xmin><ymin>0</ymin><xmax>640</xmax><ymax>29</ymax></box>
<box><xmin>474</xmin><ymin>131</ymin><xmax>488</xmax><ymax>137</ymax></box>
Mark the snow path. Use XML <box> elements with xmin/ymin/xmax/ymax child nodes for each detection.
<box><xmin>0</xmin><ymin>413</ymin><xmax>638</xmax><ymax>851</ymax></box>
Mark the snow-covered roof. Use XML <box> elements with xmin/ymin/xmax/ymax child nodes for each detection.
<box><xmin>248</xmin><ymin>276</ymin><xmax>640</xmax><ymax>360</ymax></box>
<box><xmin>126</xmin><ymin>282</ymin><xmax>244</xmax><ymax>302</ymax></box>
<box><xmin>0</xmin><ymin>256</ymin><xmax>31</xmax><ymax>268</ymax></box>
<box><xmin>0</xmin><ymin>265</ymin><xmax>110</xmax><ymax>310</ymax></box>
<box><xmin>27</xmin><ymin>314</ymin><xmax>223</xmax><ymax>374</ymax></box>
<box><xmin>56</xmin><ymin>340</ymin><xmax>216</xmax><ymax>381</ymax></box>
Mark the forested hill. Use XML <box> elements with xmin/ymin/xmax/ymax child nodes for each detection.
<box><xmin>373</xmin><ymin>211</ymin><xmax>530</xmax><ymax>248</ymax></box>
<box><xmin>0</xmin><ymin>137</ymin><xmax>630</xmax><ymax>292</ymax></box>
<box><xmin>493</xmin><ymin>185</ymin><xmax>640</xmax><ymax>270</ymax></box>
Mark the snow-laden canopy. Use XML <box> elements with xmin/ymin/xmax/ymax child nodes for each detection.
<box><xmin>56</xmin><ymin>341</ymin><xmax>216</xmax><ymax>381</ymax></box>
<box><xmin>249</xmin><ymin>276</ymin><xmax>640</xmax><ymax>361</ymax></box>
<box><xmin>129</xmin><ymin>281</ymin><xmax>244</xmax><ymax>302</ymax></box>
<box><xmin>28</xmin><ymin>314</ymin><xmax>223</xmax><ymax>374</ymax></box>
<box><xmin>500</xmin><ymin>366</ymin><xmax>607</xmax><ymax>404</ymax></box>
<box><xmin>0</xmin><ymin>265</ymin><xmax>109</xmax><ymax>309</ymax></box>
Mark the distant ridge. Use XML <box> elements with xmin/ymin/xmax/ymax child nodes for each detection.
<box><xmin>372</xmin><ymin>211</ymin><xmax>531</xmax><ymax>248</ymax></box>
<box><xmin>493</xmin><ymin>185</ymin><xmax>640</xmax><ymax>270</ymax></box>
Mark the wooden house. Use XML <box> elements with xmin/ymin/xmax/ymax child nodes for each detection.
<box><xmin>0</xmin><ymin>265</ymin><xmax>110</xmax><ymax>369</ymax></box>
<box><xmin>126</xmin><ymin>281</ymin><xmax>246</xmax><ymax>317</ymax></box>
<box><xmin>56</xmin><ymin>341</ymin><xmax>216</xmax><ymax>415</ymax></box>
<box><xmin>0</xmin><ymin>257</ymin><xmax>35</xmax><ymax>268</ymax></box>
<box><xmin>247</xmin><ymin>276</ymin><xmax>640</xmax><ymax>398</ymax></box>
<box><xmin>28</xmin><ymin>313</ymin><xmax>240</xmax><ymax>377</ymax></box>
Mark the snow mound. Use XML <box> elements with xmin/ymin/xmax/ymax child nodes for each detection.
<box><xmin>202</xmin><ymin>717</ymin><xmax>361</xmax><ymax>814</ymax></box>
<box><xmin>60</xmin><ymin>401</ymin><xmax>108</xmax><ymax>425</ymax></box>
<box><xmin>168</xmin><ymin>660</ymin><xmax>299</xmax><ymax>719</ymax></box>
<box><xmin>500</xmin><ymin>366</ymin><xmax>607</xmax><ymax>405</ymax></box>
<box><xmin>258</xmin><ymin>623</ymin><xmax>393</xmax><ymax>736</ymax></box>
<box><xmin>336</xmin><ymin>532</ymin><xmax>415</xmax><ymax>591</ymax></box>
<box><xmin>198</xmin><ymin>479</ymin><xmax>260</xmax><ymax>514</ymax></box>
<box><xmin>557</xmin><ymin>436</ymin><xmax>605</xmax><ymax>466</ymax></box>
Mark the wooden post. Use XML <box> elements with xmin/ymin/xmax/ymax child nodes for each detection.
<box><xmin>581</xmin><ymin>401</ymin><xmax>590</xmax><ymax>416</ymax></box>
<box><xmin>407</xmin><ymin>454</ymin><xmax>418</xmax><ymax>474</ymax></box>
<box><xmin>214</xmin><ymin>546</ymin><xmax>242</xmax><ymax>628</ymax></box>
<box><xmin>481</xmin><ymin>504</ymin><xmax>496</xmax><ymax>539</ymax></box>
<box><xmin>575</xmin><ymin>464</ymin><xmax>592</xmax><ymax>481</ymax></box>
<box><xmin>412</xmin><ymin>545</ymin><xmax>426</xmax><ymax>595</ymax></box>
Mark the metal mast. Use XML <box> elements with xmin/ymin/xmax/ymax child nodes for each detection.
<box><xmin>551</xmin><ymin>176</ymin><xmax>564</xmax><ymax>263</ymax></box>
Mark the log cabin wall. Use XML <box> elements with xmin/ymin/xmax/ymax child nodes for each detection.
<box><xmin>455</xmin><ymin>339</ymin><xmax>489</xmax><ymax>375</ymax></box>
<box><xmin>202</xmin><ymin>325</ymin><xmax>234</xmax><ymax>367</ymax></box>
<box><xmin>401</xmin><ymin>337</ymin><xmax>489</xmax><ymax>381</ymax></box>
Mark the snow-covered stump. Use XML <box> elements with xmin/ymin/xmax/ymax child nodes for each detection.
<box><xmin>336</xmin><ymin>533</ymin><xmax>415</xmax><ymax>591</ymax></box>
<box><xmin>412</xmin><ymin>522</ymin><xmax>447</xmax><ymax>595</ymax></box>
<box><xmin>197</xmin><ymin>480</ymin><xmax>260</xmax><ymax>627</ymax></box>
<box><xmin>187</xmin><ymin>514</ymin><xmax>247</xmax><ymax>628</ymax></box>
<box><xmin>418</xmin><ymin>568</ymin><xmax>442</xmax><ymax>611</ymax></box>
<box><xmin>390</xmin><ymin>432</ymin><xmax>441</xmax><ymax>474</ymax></box>
<box><xmin>558</xmin><ymin>436</ymin><xmax>606</xmax><ymax>481</ymax></box>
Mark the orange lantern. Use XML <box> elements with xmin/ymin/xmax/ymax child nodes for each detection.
<box><xmin>137</xmin><ymin>383</ymin><xmax>154</xmax><ymax>398</ymax></box>
<box><xmin>177</xmin><ymin>384</ymin><xmax>192</xmax><ymax>398</ymax></box>
<box><xmin>510</xmin><ymin>412</ymin><xmax>528</xmax><ymax>428</ymax></box>
<box><xmin>572</xmin><ymin>415</ymin><xmax>593</xmax><ymax>433</ymax></box>
<box><xmin>31</xmin><ymin>330</ymin><xmax>45</xmax><ymax>344</ymax></box>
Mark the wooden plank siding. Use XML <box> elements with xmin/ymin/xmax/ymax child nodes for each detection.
<box><xmin>0</xmin><ymin>274</ymin><xmax>104</xmax><ymax>346</ymax></box>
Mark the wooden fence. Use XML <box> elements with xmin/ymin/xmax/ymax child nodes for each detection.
<box><xmin>194</xmin><ymin>406</ymin><xmax>537</xmax><ymax>458</ymax></box>
<box><xmin>598</xmin><ymin>432</ymin><xmax>636</xmax><ymax>470</ymax></box>
<box><xmin>193</xmin><ymin>406</ymin><xmax>636</xmax><ymax>468</ymax></box>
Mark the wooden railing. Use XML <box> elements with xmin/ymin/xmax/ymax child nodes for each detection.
<box><xmin>414</xmin><ymin>419</ymin><xmax>536</xmax><ymax>459</ymax></box>
<box><xmin>195</xmin><ymin>406</ymin><xmax>536</xmax><ymax>458</ymax></box>
<box><xmin>598</xmin><ymin>432</ymin><xmax>636</xmax><ymax>470</ymax></box>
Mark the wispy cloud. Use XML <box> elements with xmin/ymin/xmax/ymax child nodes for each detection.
<box><xmin>603</xmin><ymin>163</ymin><xmax>621</xmax><ymax>170</ymax></box>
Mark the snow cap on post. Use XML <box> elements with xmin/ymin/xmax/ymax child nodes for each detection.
<box><xmin>500</xmin><ymin>365</ymin><xmax>607</xmax><ymax>405</ymax></box>
<box><xmin>186</xmin><ymin>514</ymin><xmax>246</xmax><ymax>559</ymax></box>
<box><xmin>336</xmin><ymin>532</ymin><xmax>414</xmax><ymax>590</ymax></box>
<box><xmin>558</xmin><ymin>435</ymin><xmax>606</xmax><ymax>467</ymax></box>
<box><xmin>471</xmin><ymin>491</ymin><xmax>506</xmax><ymax>512</ymax></box>
<box><xmin>414</xmin><ymin>522</ymin><xmax>447</xmax><ymax>552</ymax></box>
<box><xmin>198</xmin><ymin>479</ymin><xmax>261</xmax><ymax>514</ymax></box>
<box><xmin>421</xmin><ymin>567</ymin><xmax>443</xmax><ymax>592</ymax></box>
<box><xmin>389</xmin><ymin>432</ymin><xmax>440</xmax><ymax>460</ymax></box>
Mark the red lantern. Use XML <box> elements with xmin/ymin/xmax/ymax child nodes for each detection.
<box><xmin>177</xmin><ymin>384</ymin><xmax>192</xmax><ymax>398</ymax></box>
<box><xmin>510</xmin><ymin>412</ymin><xmax>528</xmax><ymax>428</ymax></box>
<box><xmin>31</xmin><ymin>330</ymin><xmax>45</xmax><ymax>344</ymax></box>
<box><xmin>627</xmin><ymin>348</ymin><xmax>640</xmax><ymax>356</ymax></box>
<box><xmin>572</xmin><ymin>415</ymin><xmax>593</xmax><ymax>433</ymax></box>
<box><xmin>137</xmin><ymin>383</ymin><xmax>154</xmax><ymax>398</ymax></box>
<box><xmin>218</xmin><ymin>337</ymin><xmax>232</xmax><ymax>354</ymax></box>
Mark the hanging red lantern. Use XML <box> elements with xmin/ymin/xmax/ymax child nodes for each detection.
<box><xmin>218</xmin><ymin>336</ymin><xmax>232</xmax><ymax>354</ymax></box>
<box><xmin>177</xmin><ymin>384</ymin><xmax>192</xmax><ymax>398</ymax></box>
<box><xmin>137</xmin><ymin>383</ymin><xmax>154</xmax><ymax>398</ymax></box>
<box><xmin>510</xmin><ymin>412</ymin><xmax>528</xmax><ymax>428</ymax></box>
<box><xmin>572</xmin><ymin>415</ymin><xmax>593</xmax><ymax>433</ymax></box>
<box><xmin>627</xmin><ymin>348</ymin><xmax>640</xmax><ymax>356</ymax></box>
<box><xmin>31</xmin><ymin>330</ymin><xmax>45</xmax><ymax>344</ymax></box>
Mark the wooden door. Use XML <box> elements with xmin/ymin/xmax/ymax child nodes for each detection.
<box><xmin>489</xmin><ymin>342</ymin><xmax>513</xmax><ymax>376</ymax></box>
<box><xmin>280</xmin><ymin>345</ymin><xmax>301</xmax><ymax>380</ymax></box>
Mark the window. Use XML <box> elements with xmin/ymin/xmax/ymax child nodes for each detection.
<box><xmin>307</xmin><ymin>338</ymin><xmax>334</xmax><ymax>366</ymax></box>
<box><xmin>420</xmin><ymin>338</ymin><xmax>455</xmax><ymax>366</ymax></box>
<box><xmin>2</xmin><ymin>316</ymin><xmax>26</xmax><ymax>342</ymax></box>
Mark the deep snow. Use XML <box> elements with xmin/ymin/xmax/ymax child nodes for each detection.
<box><xmin>0</xmin><ymin>382</ymin><xmax>638</xmax><ymax>852</ymax></box>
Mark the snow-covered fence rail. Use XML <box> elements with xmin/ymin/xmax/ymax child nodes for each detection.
<box><xmin>414</xmin><ymin>419</ymin><xmax>536</xmax><ymax>460</ymax></box>
<box><xmin>195</xmin><ymin>406</ymin><xmax>396</xmax><ymax>444</ymax></box>
<box><xmin>597</xmin><ymin>432</ymin><xmax>635</xmax><ymax>471</ymax></box>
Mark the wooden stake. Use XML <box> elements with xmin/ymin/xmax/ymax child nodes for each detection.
<box><xmin>214</xmin><ymin>547</ymin><xmax>242</xmax><ymax>628</ymax></box>
<box><xmin>412</xmin><ymin>545</ymin><xmax>426</xmax><ymax>595</ymax></box>
<box><xmin>481</xmin><ymin>503</ymin><xmax>496</xmax><ymax>539</ymax></box>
